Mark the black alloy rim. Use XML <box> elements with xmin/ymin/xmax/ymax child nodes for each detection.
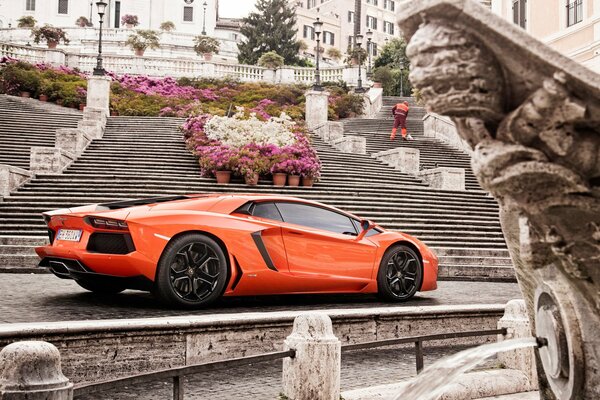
<box><xmin>385</xmin><ymin>250</ymin><xmax>419</xmax><ymax>299</ymax></box>
<box><xmin>170</xmin><ymin>243</ymin><xmax>220</xmax><ymax>302</ymax></box>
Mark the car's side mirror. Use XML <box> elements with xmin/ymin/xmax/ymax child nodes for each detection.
<box><xmin>356</xmin><ymin>219</ymin><xmax>375</xmax><ymax>241</ymax></box>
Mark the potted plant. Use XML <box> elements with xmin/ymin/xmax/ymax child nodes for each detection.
<box><xmin>160</xmin><ymin>21</ymin><xmax>175</xmax><ymax>32</ymax></box>
<box><xmin>121</xmin><ymin>14</ymin><xmax>139</xmax><ymax>28</ymax></box>
<box><xmin>298</xmin><ymin>40</ymin><xmax>308</xmax><ymax>53</ymax></box>
<box><xmin>126</xmin><ymin>30</ymin><xmax>160</xmax><ymax>56</ymax></box>
<box><xmin>75</xmin><ymin>16</ymin><xmax>92</xmax><ymax>27</ymax></box>
<box><xmin>17</xmin><ymin>16</ymin><xmax>36</xmax><ymax>28</ymax></box>
<box><xmin>17</xmin><ymin>69</ymin><xmax>40</xmax><ymax>98</ymax></box>
<box><xmin>326</xmin><ymin>47</ymin><xmax>342</xmax><ymax>63</ymax></box>
<box><xmin>345</xmin><ymin>46</ymin><xmax>367</xmax><ymax>66</ymax></box>
<box><xmin>198</xmin><ymin>146</ymin><xmax>236</xmax><ymax>184</ymax></box>
<box><xmin>257</xmin><ymin>51</ymin><xmax>285</xmax><ymax>70</ymax></box>
<box><xmin>237</xmin><ymin>152</ymin><xmax>269</xmax><ymax>186</ymax></box>
<box><xmin>270</xmin><ymin>160</ymin><xmax>288</xmax><ymax>187</ymax></box>
<box><xmin>31</xmin><ymin>25</ymin><xmax>70</xmax><ymax>49</ymax></box>
<box><xmin>283</xmin><ymin>159</ymin><xmax>304</xmax><ymax>187</ymax></box>
<box><xmin>193</xmin><ymin>35</ymin><xmax>220</xmax><ymax>61</ymax></box>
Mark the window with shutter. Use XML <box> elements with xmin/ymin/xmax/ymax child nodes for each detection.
<box><xmin>26</xmin><ymin>0</ymin><xmax>36</xmax><ymax>11</ymax></box>
<box><xmin>183</xmin><ymin>6</ymin><xmax>194</xmax><ymax>22</ymax></box>
<box><xmin>567</xmin><ymin>0</ymin><xmax>583</xmax><ymax>27</ymax></box>
<box><xmin>58</xmin><ymin>0</ymin><xmax>68</xmax><ymax>14</ymax></box>
<box><xmin>512</xmin><ymin>0</ymin><xmax>527</xmax><ymax>29</ymax></box>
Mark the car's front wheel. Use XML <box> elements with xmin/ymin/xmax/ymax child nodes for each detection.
<box><xmin>154</xmin><ymin>233</ymin><xmax>228</xmax><ymax>308</ymax></box>
<box><xmin>377</xmin><ymin>244</ymin><xmax>422</xmax><ymax>301</ymax></box>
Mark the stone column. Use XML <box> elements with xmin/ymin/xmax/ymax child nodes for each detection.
<box><xmin>399</xmin><ymin>1</ymin><xmax>600</xmax><ymax>398</ymax></box>
<box><xmin>44</xmin><ymin>50</ymin><xmax>66</xmax><ymax>67</ymax></box>
<box><xmin>305</xmin><ymin>90</ymin><xmax>330</xmax><ymax>130</ymax></box>
<box><xmin>0</xmin><ymin>341</ymin><xmax>73</xmax><ymax>399</ymax></box>
<box><xmin>498</xmin><ymin>299</ymin><xmax>539</xmax><ymax>390</ymax></box>
<box><xmin>86</xmin><ymin>75</ymin><xmax>111</xmax><ymax>115</ymax></box>
<box><xmin>282</xmin><ymin>313</ymin><xmax>341</xmax><ymax>400</ymax></box>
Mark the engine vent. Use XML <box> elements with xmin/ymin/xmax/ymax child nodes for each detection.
<box><xmin>87</xmin><ymin>233</ymin><xmax>135</xmax><ymax>255</ymax></box>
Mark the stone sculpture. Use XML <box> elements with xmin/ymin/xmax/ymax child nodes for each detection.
<box><xmin>398</xmin><ymin>1</ymin><xmax>600</xmax><ymax>399</ymax></box>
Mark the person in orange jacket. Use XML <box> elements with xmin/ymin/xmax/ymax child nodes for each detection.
<box><xmin>390</xmin><ymin>101</ymin><xmax>414</xmax><ymax>141</ymax></box>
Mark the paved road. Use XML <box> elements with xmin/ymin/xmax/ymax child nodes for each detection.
<box><xmin>0</xmin><ymin>275</ymin><xmax>522</xmax><ymax>324</ymax></box>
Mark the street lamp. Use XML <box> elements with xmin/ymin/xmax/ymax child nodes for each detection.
<box><xmin>312</xmin><ymin>17</ymin><xmax>324</xmax><ymax>91</ymax></box>
<box><xmin>366</xmin><ymin>29</ymin><xmax>373</xmax><ymax>77</ymax></box>
<box><xmin>355</xmin><ymin>33</ymin><xmax>365</xmax><ymax>93</ymax></box>
<box><xmin>93</xmin><ymin>1</ymin><xmax>107</xmax><ymax>76</ymax></box>
<box><xmin>202</xmin><ymin>1</ymin><xmax>208</xmax><ymax>35</ymax></box>
<box><xmin>399</xmin><ymin>61</ymin><xmax>404</xmax><ymax>97</ymax></box>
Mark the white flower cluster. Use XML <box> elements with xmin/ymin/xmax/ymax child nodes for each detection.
<box><xmin>204</xmin><ymin>109</ymin><xmax>297</xmax><ymax>148</ymax></box>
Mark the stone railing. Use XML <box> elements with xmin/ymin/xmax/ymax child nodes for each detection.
<box><xmin>0</xmin><ymin>41</ymin><xmax>365</xmax><ymax>85</ymax></box>
<box><xmin>423</xmin><ymin>112</ymin><xmax>473</xmax><ymax>154</ymax></box>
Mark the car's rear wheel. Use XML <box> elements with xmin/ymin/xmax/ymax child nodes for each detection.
<box><xmin>377</xmin><ymin>244</ymin><xmax>422</xmax><ymax>301</ymax></box>
<box><xmin>75</xmin><ymin>279</ymin><xmax>127</xmax><ymax>294</ymax></box>
<box><xmin>155</xmin><ymin>233</ymin><xmax>228</xmax><ymax>308</ymax></box>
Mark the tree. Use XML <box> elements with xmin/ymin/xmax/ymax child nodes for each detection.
<box><xmin>238</xmin><ymin>0</ymin><xmax>301</xmax><ymax>66</ymax></box>
<box><xmin>372</xmin><ymin>37</ymin><xmax>412</xmax><ymax>96</ymax></box>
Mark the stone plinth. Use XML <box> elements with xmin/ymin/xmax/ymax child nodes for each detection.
<box><xmin>43</xmin><ymin>50</ymin><xmax>66</xmax><ymax>68</ymax></box>
<box><xmin>0</xmin><ymin>341</ymin><xmax>73</xmax><ymax>400</ymax></box>
<box><xmin>373</xmin><ymin>147</ymin><xmax>420</xmax><ymax>175</ymax></box>
<box><xmin>498</xmin><ymin>299</ymin><xmax>538</xmax><ymax>390</ymax></box>
<box><xmin>419</xmin><ymin>167</ymin><xmax>465</xmax><ymax>191</ymax></box>
<box><xmin>83</xmin><ymin>106</ymin><xmax>107</xmax><ymax>127</ymax></box>
<box><xmin>86</xmin><ymin>75</ymin><xmax>111</xmax><ymax>114</ymax></box>
<box><xmin>331</xmin><ymin>136</ymin><xmax>366</xmax><ymax>154</ymax></box>
<box><xmin>282</xmin><ymin>314</ymin><xmax>341</xmax><ymax>400</ymax></box>
<box><xmin>55</xmin><ymin>129</ymin><xmax>91</xmax><ymax>156</ymax></box>
<box><xmin>305</xmin><ymin>90</ymin><xmax>330</xmax><ymax>130</ymax></box>
<box><xmin>78</xmin><ymin>120</ymin><xmax>103</xmax><ymax>140</ymax></box>
<box><xmin>0</xmin><ymin>165</ymin><xmax>32</xmax><ymax>198</ymax></box>
<box><xmin>315</xmin><ymin>122</ymin><xmax>344</xmax><ymax>143</ymax></box>
<box><xmin>30</xmin><ymin>147</ymin><xmax>75</xmax><ymax>175</ymax></box>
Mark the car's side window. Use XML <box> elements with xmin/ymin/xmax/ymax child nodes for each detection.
<box><xmin>275</xmin><ymin>202</ymin><xmax>358</xmax><ymax>235</ymax></box>
<box><xmin>252</xmin><ymin>202</ymin><xmax>283</xmax><ymax>222</ymax></box>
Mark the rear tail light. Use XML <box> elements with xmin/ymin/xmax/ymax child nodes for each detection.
<box><xmin>86</xmin><ymin>217</ymin><xmax>129</xmax><ymax>231</ymax></box>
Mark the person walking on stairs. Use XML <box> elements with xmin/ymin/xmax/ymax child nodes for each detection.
<box><xmin>390</xmin><ymin>101</ymin><xmax>414</xmax><ymax>141</ymax></box>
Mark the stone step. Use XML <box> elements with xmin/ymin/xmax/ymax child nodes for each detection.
<box><xmin>0</xmin><ymin>236</ymin><xmax>48</xmax><ymax>246</ymax></box>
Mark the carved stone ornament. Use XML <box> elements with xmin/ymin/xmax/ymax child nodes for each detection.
<box><xmin>398</xmin><ymin>1</ymin><xmax>600</xmax><ymax>399</ymax></box>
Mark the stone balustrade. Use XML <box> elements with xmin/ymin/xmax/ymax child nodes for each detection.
<box><xmin>423</xmin><ymin>113</ymin><xmax>473</xmax><ymax>154</ymax></box>
<box><xmin>314</xmin><ymin>122</ymin><xmax>344</xmax><ymax>143</ymax></box>
<box><xmin>330</xmin><ymin>136</ymin><xmax>367</xmax><ymax>155</ymax></box>
<box><xmin>372</xmin><ymin>148</ymin><xmax>421</xmax><ymax>175</ymax></box>
<box><xmin>55</xmin><ymin>129</ymin><xmax>92</xmax><ymax>156</ymax></box>
<box><xmin>30</xmin><ymin>147</ymin><xmax>75</xmax><ymax>175</ymax></box>
<box><xmin>419</xmin><ymin>167</ymin><xmax>466</xmax><ymax>191</ymax></box>
<box><xmin>0</xmin><ymin>165</ymin><xmax>32</xmax><ymax>198</ymax></box>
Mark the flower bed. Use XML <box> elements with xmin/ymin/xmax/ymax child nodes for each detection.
<box><xmin>182</xmin><ymin>109</ymin><xmax>321</xmax><ymax>184</ymax></box>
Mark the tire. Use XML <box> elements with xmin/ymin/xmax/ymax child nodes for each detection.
<box><xmin>75</xmin><ymin>279</ymin><xmax>127</xmax><ymax>294</ymax></box>
<box><xmin>154</xmin><ymin>233</ymin><xmax>228</xmax><ymax>308</ymax></box>
<box><xmin>377</xmin><ymin>244</ymin><xmax>423</xmax><ymax>301</ymax></box>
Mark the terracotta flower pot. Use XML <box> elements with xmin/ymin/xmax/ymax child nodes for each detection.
<box><xmin>47</xmin><ymin>40</ymin><xmax>58</xmax><ymax>49</ymax></box>
<box><xmin>56</xmin><ymin>99</ymin><xmax>64</xmax><ymax>106</ymax></box>
<box><xmin>125</xmin><ymin>24</ymin><xmax>134</xmax><ymax>29</ymax></box>
<box><xmin>302</xmin><ymin>177</ymin><xmax>315</xmax><ymax>187</ymax></box>
<box><xmin>135</xmin><ymin>48</ymin><xmax>145</xmax><ymax>57</ymax></box>
<box><xmin>215</xmin><ymin>170</ymin><xmax>232</xmax><ymax>184</ymax></box>
<box><xmin>39</xmin><ymin>94</ymin><xmax>48</xmax><ymax>102</ymax></box>
<box><xmin>245</xmin><ymin>173</ymin><xmax>259</xmax><ymax>186</ymax></box>
<box><xmin>110</xmin><ymin>110</ymin><xmax>118</xmax><ymax>116</ymax></box>
<box><xmin>79</xmin><ymin>103</ymin><xmax>86</xmax><ymax>111</ymax></box>
<box><xmin>272</xmin><ymin>173</ymin><xmax>287</xmax><ymax>187</ymax></box>
<box><xmin>373</xmin><ymin>82</ymin><xmax>383</xmax><ymax>88</ymax></box>
<box><xmin>288</xmin><ymin>175</ymin><xmax>300</xmax><ymax>187</ymax></box>
<box><xmin>203</xmin><ymin>53</ymin><xmax>213</xmax><ymax>61</ymax></box>
<box><xmin>19</xmin><ymin>91</ymin><xmax>31</xmax><ymax>98</ymax></box>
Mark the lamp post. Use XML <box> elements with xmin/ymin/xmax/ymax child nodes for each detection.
<box><xmin>312</xmin><ymin>17</ymin><xmax>323</xmax><ymax>91</ymax></box>
<box><xmin>202</xmin><ymin>1</ymin><xmax>208</xmax><ymax>35</ymax></box>
<box><xmin>399</xmin><ymin>60</ymin><xmax>404</xmax><ymax>97</ymax></box>
<box><xmin>93</xmin><ymin>1</ymin><xmax>107</xmax><ymax>76</ymax></box>
<box><xmin>89</xmin><ymin>2</ymin><xmax>93</xmax><ymax>23</ymax></box>
<box><xmin>366</xmin><ymin>29</ymin><xmax>373</xmax><ymax>77</ymax></box>
<box><xmin>355</xmin><ymin>33</ymin><xmax>365</xmax><ymax>93</ymax></box>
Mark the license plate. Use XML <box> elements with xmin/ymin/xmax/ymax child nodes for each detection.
<box><xmin>56</xmin><ymin>229</ymin><xmax>83</xmax><ymax>242</ymax></box>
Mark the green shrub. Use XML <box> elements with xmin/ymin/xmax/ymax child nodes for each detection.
<box><xmin>126</xmin><ymin>30</ymin><xmax>160</xmax><ymax>51</ymax></box>
<box><xmin>258</xmin><ymin>51</ymin><xmax>285</xmax><ymax>69</ymax></box>
<box><xmin>160</xmin><ymin>21</ymin><xmax>175</xmax><ymax>32</ymax></box>
<box><xmin>17</xmin><ymin>16</ymin><xmax>36</xmax><ymax>28</ymax></box>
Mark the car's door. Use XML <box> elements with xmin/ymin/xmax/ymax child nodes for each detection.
<box><xmin>274</xmin><ymin>201</ymin><xmax>378</xmax><ymax>292</ymax></box>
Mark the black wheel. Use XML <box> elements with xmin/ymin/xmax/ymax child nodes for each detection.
<box><xmin>377</xmin><ymin>244</ymin><xmax>422</xmax><ymax>301</ymax></box>
<box><xmin>154</xmin><ymin>233</ymin><xmax>228</xmax><ymax>308</ymax></box>
<box><xmin>75</xmin><ymin>279</ymin><xmax>127</xmax><ymax>294</ymax></box>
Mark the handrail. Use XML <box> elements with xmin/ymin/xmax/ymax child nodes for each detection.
<box><xmin>73</xmin><ymin>349</ymin><xmax>296</xmax><ymax>398</ymax></box>
<box><xmin>71</xmin><ymin>328</ymin><xmax>506</xmax><ymax>398</ymax></box>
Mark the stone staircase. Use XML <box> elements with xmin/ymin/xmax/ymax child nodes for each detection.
<box><xmin>0</xmin><ymin>95</ymin><xmax>82</xmax><ymax>169</ymax></box>
<box><xmin>0</xmin><ymin>97</ymin><xmax>514</xmax><ymax>280</ymax></box>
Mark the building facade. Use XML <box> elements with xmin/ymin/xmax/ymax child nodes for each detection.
<box><xmin>492</xmin><ymin>0</ymin><xmax>600</xmax><ymax>71</ymax></box>
<box><xmin>0</xmin><ymin>0</ymin><xmax>217</xmax><ymax>36</ymax></box>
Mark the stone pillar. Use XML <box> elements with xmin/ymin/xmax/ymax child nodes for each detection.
<box><xmin>44</xmin><ymin>50</ymin><xmax>66</xmax><ymax>67</ymax></box>
<box><xmin>263</xmin><ymin>69</ymin><xmax>276</xmax><ymax>83</ymax></box>
<box><xmin>86</xmin><ymin>75</ymin><xmax>111</xmax><ymax>115</ymax></box>
<box><xmin>83</xmin><ymin>106</ymin><xmax>107</xmax><ymax>128</ymax></box>
<box><xmin>0</xmin><ymin>164</ymin><xmax>32</xmax><ymax>198</ymax></box>
<box><xmin>498</xmin><ymin>299</ymin><xmax>539</xmax><ymax>390</ymax></box>
<box><xmin>30</xmin><ymin>147</ymin><xmax>75</xmax><ymax>175</ymax></box>
<box><xmin>55</xmin><ymin>128</ymin><xmax>91</xmax><ymax>156</ymax></box>
<box><xmin>282</xmin><ymin>314</ymin><xmax>341</xmax><ymax>400</ymax></box>
<box><xmin>0</xmin><ymin>341</ymin><xmax>73</xmax><ymax>400</ymax></box>
<box><xmin>305</xmin><ymin>90</ymin><xmax>330</xmax><ymax>130</ymax></box>
<box><xmin>277</xmin><ymin>68</ymin><xmax>296</xmax><ymax>84</ymax></box>
<box><xmin>373</xmin><ymin>148</ymin><xmax>420</xmax><ymax>175</ymax></box>
<box><xmin>419</xmin><ymin>167</ymin><xmax>466</xmax><ymax>191</ymax></box>
<box><xmin>330</xmin><ymin>136</ymin><xmax>366</xmax><ymax>154</ymax></box>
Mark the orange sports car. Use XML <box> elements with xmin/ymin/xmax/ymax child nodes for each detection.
<box><xmin>36</xmin><ymin>194</ymin><xmax>438</xmax><ymax>308</ymax></box>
